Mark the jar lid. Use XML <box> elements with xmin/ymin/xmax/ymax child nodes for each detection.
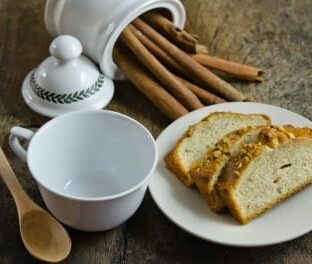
<box><xmin>22</xmin><ymin>35</ymin><xmax>114</xmax><ymax>117</ymax></box>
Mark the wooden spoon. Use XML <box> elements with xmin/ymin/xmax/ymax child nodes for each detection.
<box><xmin>0</xmin><ymin>147</ymin><xmax>71</xmax><ymax>262</ymax></box>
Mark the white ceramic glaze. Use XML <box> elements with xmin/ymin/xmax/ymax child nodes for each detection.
<box><xmin>22</xmin><ymin>35</ymin><xmax>114</xmax><ymax>118</ymax></box>
<box><xmin>9</xmin><ymin>110</ymin><xmax>158</xmax><ymax>231</ymax></box>
<box><xmin>149</xmin><ymin>102</ymin><xmax>312</xmax><ymax>246</ymax></box>
<box><xmin>44</xmin><ymin>0</ymin><xmax>186</xmax><ymax>79</ymax></box>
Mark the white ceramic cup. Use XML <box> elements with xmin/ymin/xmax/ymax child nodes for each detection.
<box><xmin>9</xmin><ymin>110</ymin><xmax>157</xmax><ymax>231</ymax></box>
<box><xmin>44</xmin><ymin>0</ymin><xmax>186</xmax><ymax>80</ymax></box>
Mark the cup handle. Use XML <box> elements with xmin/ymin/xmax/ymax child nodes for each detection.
<box><xmin>9</xmin><ymin>127</ymin><xmax>34</xmax><ymax>162</ymax></box>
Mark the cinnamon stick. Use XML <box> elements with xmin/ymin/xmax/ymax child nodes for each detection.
<box><xmin>113</xmin><ymin>45</ymin><xmax>188</xmax><ymax>120</ymax></box>
<box><xmin>175</xmin><ymin>75</ymin><xmax>226</xmax><ymax>105</ymax></box>
<box><xmin>142</xmin><ymin>12</ymin><xmax>208</xmax><ymax>54</ymax></box>
<box><xmin>133</xmin><ymin>18</ymin><xmax>247</xmax><ymax>101</ymax></box>
<box><xmin>132</xmin><ymin>22</ymin><xmax>262</xmax><ymax>82</ymax></box>
<box><xmin>130</xmin><ymin>24</ymin><xmax>185</xmax><ymax>75</ymax></box>
<box><xmin>130</xmin><ymin>25</ymin><xmax>226</xmax><ymax>104</ymax></box>
<box><xmin>192</xmin><ymin>54</ymin><xmax>264</xmax><ymax>82</ymax></box>
<box><xmin>121</xmin><ymin>25</ymin><xmax>203</xmax><ymax>110</ymax></box>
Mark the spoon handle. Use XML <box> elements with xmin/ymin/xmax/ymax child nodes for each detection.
<box><xmin>0</xmin><ymin>148</ymin><xmax>35</xmax><ymax>213</ymax></box>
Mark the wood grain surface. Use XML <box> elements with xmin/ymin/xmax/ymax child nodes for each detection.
<box><xmin>0</xmin><ymin>0</ymin><xmax>312</xmax><ymax>263</ymax></box>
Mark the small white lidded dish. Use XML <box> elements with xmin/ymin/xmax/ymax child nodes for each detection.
<box><xmin>9</xmin><ymin>110</ymin><xmax>157</xmax><ymax>231</ymax></box>
<box><xmin>22</xmin><ymin>35</ymin><xmax>114</xmax><ymax>118</ymax></box>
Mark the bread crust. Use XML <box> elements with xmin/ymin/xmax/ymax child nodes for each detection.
<box><xmin>164</xmin><ymin>147</ymin><xmax>193</xmax><ymax>186</ymax></box>
<box><xmin>164</xmin><ymin>121</ymin><xmax>201</xmax><ymax>186</ymax></box>
<box><xmin>164</xmin><ymin>112</ymin><xmax>271</xmax><ymax>187</ymax></box>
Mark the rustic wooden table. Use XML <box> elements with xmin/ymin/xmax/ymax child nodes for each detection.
<box><xmin>1</xmin><ymin>0</ymin><xmax>312</xmax><ymax>263</ymax></box>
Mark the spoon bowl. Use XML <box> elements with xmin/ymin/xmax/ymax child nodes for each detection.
<box><xmin>20</xmin><ymin>209</ymin><xmax>71</xmax><ymax>262</ymax></box>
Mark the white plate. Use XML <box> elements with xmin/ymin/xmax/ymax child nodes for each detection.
<box><xmin>149</xmin><ymin>102</ymin><xmax>312</xmax><ymax>247</ymax></box>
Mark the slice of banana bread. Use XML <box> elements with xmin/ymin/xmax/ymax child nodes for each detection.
<box><xmin>218</xmin><ymin>129</ymin><xmax>312</xmax><ymax>224</ymax></box>
<box><xmin>165</xmin><ymin>112</ymin><xmax>271</xmax><ymax>186</ymax></box>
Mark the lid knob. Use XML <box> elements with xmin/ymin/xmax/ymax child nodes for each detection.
<box><xmin>49</xmin><ymin>35</ymin><xmax>82</xmax><ymax>61</ymax></box>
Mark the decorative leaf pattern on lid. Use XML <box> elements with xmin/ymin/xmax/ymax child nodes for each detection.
<box><xmin>29</xmin><ymin>70</ymin><xmax>105</xmax><ymax>104</ymax></box>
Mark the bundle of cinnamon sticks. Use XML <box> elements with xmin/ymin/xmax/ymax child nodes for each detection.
<box><xmin>113</xmin><ymin>12</ymin><xmax>263</xmax><ymax>120</ymax></box>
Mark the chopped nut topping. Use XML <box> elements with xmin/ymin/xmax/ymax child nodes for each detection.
<box><xmin>270</xmin><ymin>138</ymin><xmax>279</xmax><ymax>148</ymax></box>
<box><xmin>229</xmin><ymin>134</ymin><xmax>237</xmax><ymax>140</ymax></box>
<box><xmin>223</xmin><ymin>137</ymin><xmax>230</xmax><ymax>144</ymax></box>
<box><xmin>276</xmin><ymin>126</ymin><xmax>285</xmax><ymax>132</ymax></box>
<box><xmin>246</xmin><ymin>152</ymin><xmax>253</xmax><ymax>159</ymax></box>
<box><xmin>243</xmin><ymin>156</ymin><xmax>250</xmax><ymax>163</ymax></box>
<box><xmin>213</xmin><ymin>150</ymin><xmax>222</xmax><ymax>158</ymax></box>
<box><xmin>223</xmin><ymin>148</ymin><xmax>230</xmax><ymax>154</ymax></box>
<box><xmin>287</xmin><ymin>132</ymin><xmax>295</xmax><ymax>139</ymax></box>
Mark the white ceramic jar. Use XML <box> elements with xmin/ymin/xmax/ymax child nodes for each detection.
<box><xmin>44</xmin><ymin>0</ymin><xmax>186</xmax><ymax>80</ymax></box>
